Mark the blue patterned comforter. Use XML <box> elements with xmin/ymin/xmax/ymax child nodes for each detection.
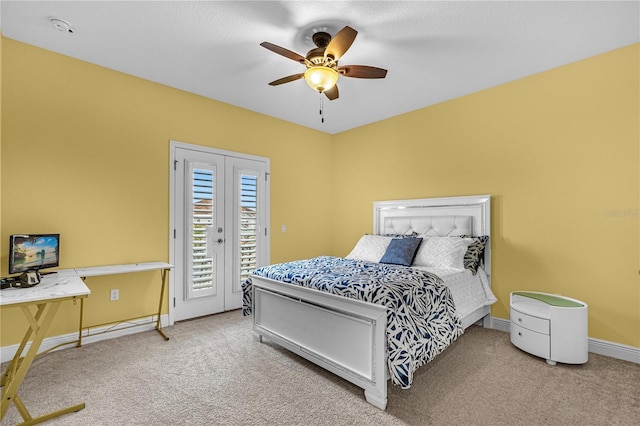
<box><xmin>242</xmin><ymin>256</ymin><xmax>464</xmax><ymax>389</ymax></box>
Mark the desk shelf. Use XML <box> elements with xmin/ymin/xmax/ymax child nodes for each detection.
<box><xmin>75</xmin><ymin>262</ymin><xmax>173</xmax><ymax>345</ymax></box>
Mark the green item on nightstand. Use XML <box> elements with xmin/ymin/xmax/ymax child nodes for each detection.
<box><xmin>513</xmin><ymin>291</ymin><xmax>583</xmax><ymax>307</ymax></box>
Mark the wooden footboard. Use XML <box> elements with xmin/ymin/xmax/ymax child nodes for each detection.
<box><xmin>251</xmin><ymin>275</ymin><xmax>389</xmax><ymax>409</ymax></box>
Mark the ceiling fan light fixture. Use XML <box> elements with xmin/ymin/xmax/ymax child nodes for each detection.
<box><xmin>304</xmin><ymin>66</ymin><xmax>338</xmax><ymax>93</ymax></box>
<box><xmin>262</xmin><ymin>24</ymin><xmax>386</xmax><ymax>102</ymax></box>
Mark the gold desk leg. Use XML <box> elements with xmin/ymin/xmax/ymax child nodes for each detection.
<box><xmin>11</xmin><ymin>394</ymin><xmax>32</xmax><ymax>423</ymax></box>
<box><xmin>77</xmin><ymin>297</ymin><xmax>85</xmax><ymax>348</ymax></box>
<box><xmin>155</xmin><ymin>268</ymin><xmax>170</xmax><ymax>341</ymax></box>
<box><xmin>0</xmin><ymin>301</ymin><xmax>85</xmax><ymax>424</ymax></box>
<box><xmin>1</xmin><ymin>302</ymin><xmax>60</xmax><ymax>420</ymax></box>
<box><xmin>15</xmin><ymin>394</ymin><xmax>84</xmax><ymax>426</ymax></box>
<box><xmin>1</xmin><ymin>306</ymin><xmax>40</xmax><ymax>389</ymax></box>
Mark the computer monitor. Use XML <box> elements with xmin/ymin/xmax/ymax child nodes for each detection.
<box><xmin>8</xmin><ymin>234</ymin><xmax>60</xmax><ymax>275</ymax></box>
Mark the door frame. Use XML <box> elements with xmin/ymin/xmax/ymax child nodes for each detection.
<box><xmin>168</xmin><ymin>140</ymin><xmax>270</xmax><ymax>325</ymax></box>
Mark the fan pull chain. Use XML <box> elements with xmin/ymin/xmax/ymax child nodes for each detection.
<box><xmin>319</xmin><ymin>92</ymin><xmax>325</xmax><ymax>123</ymax></box>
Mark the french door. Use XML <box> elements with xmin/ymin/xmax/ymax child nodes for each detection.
<box><xmin>170</xmin><ymin>142</ymin><xmax>269</xmax><ymax>322</ymax></box>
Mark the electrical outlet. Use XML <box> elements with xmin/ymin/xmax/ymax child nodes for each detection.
<box><xmin>110</xmin><ymin>289</ymin><xmax>119</xmax><ymax>301</ymax></box>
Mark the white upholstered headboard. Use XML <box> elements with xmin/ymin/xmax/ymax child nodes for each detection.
<box><xmin>373</xmin><ymin>195</ymin><xmax>491</xmax><ymax>275</ymax></box>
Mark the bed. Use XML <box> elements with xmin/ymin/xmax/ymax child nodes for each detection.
<box><xmin>242</xmin><ymin>195</ymin><xmax>495</xmax><ymax>410</ymax></box>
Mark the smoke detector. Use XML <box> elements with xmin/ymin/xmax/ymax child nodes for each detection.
<box><xmin>49</xmin><ymin>18</ymin><xmax>74</xmax><ymax>34</ymax></box>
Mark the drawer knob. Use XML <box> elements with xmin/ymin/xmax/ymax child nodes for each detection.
<box><xmin>518</xmin><ymin>318</ymin><xmax>522</xmax><ymax>322</ymax></box>
<box><xmin>518</xmin><ymin>332</ymin><xmax>522</xmax><ymax>336</ymax></box>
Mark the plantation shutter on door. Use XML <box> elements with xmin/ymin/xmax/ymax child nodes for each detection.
<box><xmin>239</xmin><ymin>174</ymin><xmax>258</xmax><ymax>283</ymax></box>
<box><xmin>188</xmin><ymin>163</ymin><xmax>217</xmax><ymax>299</ymax></box>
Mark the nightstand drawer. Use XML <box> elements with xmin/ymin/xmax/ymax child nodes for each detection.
<box><xmin>510</xmin><ymin>307</ymin><xmax>549</xmax><ymax>335</ymax></box>
<box><xmin>511</xmin><ymin>323</ymin><xmax>550</xmax><ymax>360</ymax></box>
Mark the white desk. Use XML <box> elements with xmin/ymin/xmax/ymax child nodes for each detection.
<box><xmin>1</xmin><ymin>273</ymin><xmax>90</xmax><ymax>424</ymax></box>
<box><xmin>75</xmin><ymin>262</ymin><xmax>173</xmax><ymax>344</ymax></box>
<box><xmin>1</xmin><ymin>262</ymin><xmax>172</xmax><ymax>424</ymax></box>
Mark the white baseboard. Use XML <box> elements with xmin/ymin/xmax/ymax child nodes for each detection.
<box><xmin>489</xmin><ymin>316</ymin><xmax>511</xmax><ymax>332</ymax></box>
<box><xmin>488</xmin><ymin>316</ymin><xmax>640</xmax><ymax>364</ymax></box>
<box><xmin>1</xmin><ymin>314</ymin><xmax>170</xmax><ymax>364</ymax></box>
<box><xmin>588</xmin><ymin>337</ymin><xmax>640</xmax><ymax>364</ymax></box>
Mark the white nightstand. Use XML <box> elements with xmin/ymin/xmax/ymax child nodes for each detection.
<box><xmin>510</xmin><ymin>291</ymin><xmax>588</xmax><ymax>365</ymax></box>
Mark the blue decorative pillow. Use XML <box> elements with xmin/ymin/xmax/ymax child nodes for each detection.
<box><xmin>379</xmin><ymin>237</ymin><xmax>423</xmax><ymax>266</ymax></box>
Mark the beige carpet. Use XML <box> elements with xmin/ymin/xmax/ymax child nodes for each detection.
<box><xmin>1</xmin><ymin>310</ymin><xmax>639</xmax><ymax>425</ymax></box>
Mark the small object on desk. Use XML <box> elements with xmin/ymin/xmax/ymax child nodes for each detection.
<box><xmin>20</xmin><ymin>271</ymin><xmax>42</xmax><ymax>286</ymax></box>
<box><xmin>0</xmin><ymin>277</ymin><xmax>16</xmax><ymax>289</ymax></box>
<box><xmin>1</xmin><ymin>273</ymin><xmax>41</xmax><ymax>289</ymax></box>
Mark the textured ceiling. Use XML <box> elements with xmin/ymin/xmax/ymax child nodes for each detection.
<box><xmin>2</xmin><ymin>1</ymin><xmax>639</xmax><ymax>134</ymax></box>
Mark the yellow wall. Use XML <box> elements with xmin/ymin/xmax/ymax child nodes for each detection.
<box><xmin>1</xmin><ymin>38</ymin><xmax>638</xmax><ymax>350</ymax></box>
<box><xmin>332</xmin><ymin>43</ymin><xmax>639</xmax><ymax>348</ymax></box>
<box><xmin>0</xmin><ymin>34</ymin><xmax>3</xmax><ymax>265</ymax></box>
<box><xmin>0</xmin><ymin>38</ymin><xmax>333</xmax><ymax>344</ymax></box>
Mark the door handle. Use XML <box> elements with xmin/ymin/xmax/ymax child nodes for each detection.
<box><xmin>217</xmin><ymin>238</ymin><xmax>224</xmax><ymax>244</ymax></box>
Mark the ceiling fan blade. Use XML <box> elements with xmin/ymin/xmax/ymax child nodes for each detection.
<box><xmin>268</xmin><ymin>73</ymin><xmax>304</xmax><ymax>86</ymax></box>
<box><xmin>324</xmin><ymin>85</ymin><xmax>339</xmax><ymax>101</ymax></box>
<box><xmin>338</xmin><ymin>65</ymin><xmax>388</xmax><ymax>79</ymax></box>
<box><xmin>260</xmin><ymin>42</ymin><xmax>306</xmax><ymax>64</ymax></box>
<box><xmin>324</xmin><ymin>26</ymin><xmax>357</xmax><ymax>61</ymax></box>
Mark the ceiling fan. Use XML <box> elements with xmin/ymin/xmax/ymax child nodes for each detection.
<box><xmin>260</xmin><ymin>26</ymin><xmax>387</xmax><ymax>101</ymax></box>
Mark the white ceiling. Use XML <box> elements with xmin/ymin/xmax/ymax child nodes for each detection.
<box><xmin>2</xmin><ymin>1</ymin><xmax>639</xmax><ymax>134</ymax></box>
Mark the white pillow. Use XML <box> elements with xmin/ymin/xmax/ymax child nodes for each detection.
<box><xmin>412</xmin><ymin>237</ymin><xmax>471</xmax><ymax>270</ymax></box>
<box><xmin>345</xmin><ymin>235</ymin><xmax>394</xmax><ymax>263</ymax></box>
